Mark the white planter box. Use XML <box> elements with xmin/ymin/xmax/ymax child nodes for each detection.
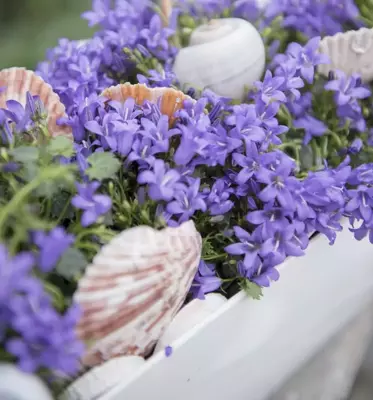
<box><xmin>103</xmin><ymin>219</ymin><xmax>373</xmax><ymax>400</ymax></box>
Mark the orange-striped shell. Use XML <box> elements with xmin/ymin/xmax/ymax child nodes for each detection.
<box><xmin>0</xmin><ymin>67</ymin><xmax>72</xmax><ymax>138</ymax></box>
<box><xmin>101</xmin><ymin>83</ymin><xmax>193</xmax><ymax>125</ymax></box>
<box><xmin>74</xmin><ymin>220</ymin><xmax>202</xmax><ymax>367</ymax></box>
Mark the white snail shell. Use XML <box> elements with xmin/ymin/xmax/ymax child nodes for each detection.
<box><xmin>154</xmin><ymin>293</ymin><xmax>227</xmax><ymax>354</ymax></box>
<box><xmin>172</xmin><ymin>18</ymin><xmax>265</xmax><ymax>100</ymax></box>
<box><xmin>318</xmin><ymin>27</ymin><xmax>373</xmax><ymax>82</ymax></box>
<box><xmin>0</xmin><ymin>364</ymin><xmax>53</xmax><ymax>400</ymax></box>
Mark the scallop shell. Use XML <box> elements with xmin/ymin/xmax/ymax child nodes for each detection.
<box><xmin>74</xmin><ymin>220</ymin><xmax>202</xmax><ymax>367</ymax></box>
<box><xmin>318</xmin><ymin>28</ymin><xmax>373</xmax><ymax>82</ymax></box>
<box><xmin>160</xmin><ymin>0</ymin><xmax>172</xmax><ymax>23</ymax></box>
<box><xmin>101</xmin><ymin>83</ymin><xmax>194</xmax><ymax>124</ymax></box>
<box><xmin>60</xmin><ymin>356</ymin><xmax>145</xmax><ymax>400</ymax></box>
<box><xmin>0</xmin><ymin>67</ymin><xmax>72</xmax><ymax>138</ymax></box>
<box><xmin>154</xmin><ymin>293</ymin><xmax>227</xmax><ymax>354</ymax></box>
<box><xmin>0</xmin><ymin>363</ymin><xmax>53</xmax><ymax>400</ymax></box>
<box><xmin>172</xmin><ymin>18</ymin><xmax>265</xmax><ymax>100</ymax></box>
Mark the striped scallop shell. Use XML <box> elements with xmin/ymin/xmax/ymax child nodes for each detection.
<box><xmin>318</xmin><ymin>28</ymin><xmax>373</xmax><ymax>82</ymax></box>
<box><xmin>0</xmin><ymin>67</ymin><xmax>72</xmax><ymax>138</ymax></box>
<box><xmin>74</xmin><ymin>220</ymin><xmax>202</xmax><ymax>367</ymax></box>
<box><xmin>101</xmin><ymin>83</ymin><xmax>194</xmax><ymax>124</ymax></box>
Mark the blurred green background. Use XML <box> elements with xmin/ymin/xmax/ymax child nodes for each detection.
<box><xmin>0</xmin><ymin>0</ymin><xmax>94</xmax><ymax>69</ymax></box>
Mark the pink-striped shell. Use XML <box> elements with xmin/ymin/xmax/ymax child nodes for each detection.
<box><xmin>74</xmin><ymin>220</ymin><xmax>202</xmax><ymax>367</ymax></box>
<box><xmin>0</xmin><ymin>67</ymin><xmax>72</xmax><ymax>138</ymax></box>
<box><xmin>101</xmin><ymin>83</ymin><xmax>194</xmax><ymax>125</ymax></box>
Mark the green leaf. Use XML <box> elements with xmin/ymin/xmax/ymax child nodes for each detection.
<box><xmin>86</xmin><ymin>152</ymin><xmax>121</xmax><ymax>181</ymax></box>
<box><xmin>11</xmin><ymin>146</ymin><xmax>39</xmax><ymax>163</ymax></box>
<box><xmin>241</xmin><ymin>279</ymin><xmax>263</xmax><ymax>300</ymax></box>
<box><xmin>19</xmin><ymin>162</ymin><xmax>39</xmax><ymax>182</ymax></box>
<box><xmin>47</xmin><ymin>136</ymin><xmax>74</xmax><ymax>158</ymax></box>
<box><xmin>56</xmin><ymin>248</ymin><xmax>88</xmax><ymax>279</ymax></box>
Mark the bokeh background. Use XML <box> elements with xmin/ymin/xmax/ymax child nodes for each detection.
<box><xmin>0</xmin><ymin>0</ymin><xmax>93</xmax><ymax>69</ymax></box>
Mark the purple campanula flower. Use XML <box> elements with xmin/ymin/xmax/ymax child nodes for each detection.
<box><xmin>138</xmin><ymin>159</ymin><xmax>181</xmax><ymax>201</ymax></box>
<box><xmin>165</xmin><ymin>345</ymin><xmax>173</xmax><ymax>357</ymax></box>
<box><xmin>348</xmin><ymin>164</ymin><xmax>373</xmax><ymax>186</ymax></box>
<box><xmin>345</xmin><ymin>186</ymin><xmax>373</xmax><ymax>223</ymax></box>
<box><xmin>191</xmin><ymin>260</ymin><xmax>221</xmax><ymax>300</ymax></box>
<box><xmin>0</xmin><ymin>245</ymin><xmax>37</xmax><ymax>339</ymax></box>
<box><xmin>254</xmin><ymin>70</ymin><xmax>286</xmax><ymax>105</ymax></box>
<box><xmin>0</xmin><ymin>109</ymin><xmax>13</xmax><ymax>144</ymax></box>
<box><xmin>246</xmin><ymin>205</ymin><xmax>294</xmax><ymax>237</ymax></box>
<box><xmin>228</xmin><ymin>104</ymin><xmax>265</xmax><ymax>143</ymax></box>
<box><xmin>210</xmin><ymin>124</ymin><xmax>242</xmax><ymax>166</ymax></box>
<box><xmin>346</xmin><ymin>138</ymin><xmax>363</xmax><ymax>155</ymax></box>
<box><xmin>166</xmin><ymin>178</ymin><xmax>207</xmax><ymax>222</ymax></box>
<box><xmin>140</xmin><ymin>115</ymin><xmax>178</xmax><ymax>154</ymax></box>
<box><xmin>324</xmin><ymin>72</ymin><xmax>370</xmax><ymax>106</ymax></box>
<box><xmin>0</xmin><ymin>245</ymin><xmax>83</xmax><ymax>374</ymax></box>
<box><xmin>261</xmin><ymin>123</ymin><xmax>288</xmax><ymax>149</ymax></box>
<box><xmin>225</xmin><ymin>226</ymin><xmax>264</xmax><ymax>269</ymax></box>
<box><xmin>350</xmin><ymin>221</ymin><xmax>373</xmax><ymax>244</ymax></box>
<box><xmin>238</xmin><ymin>258</ymin><xmax>280</xmax><ymax>288</ymax></box>
<box><xmin>287</xmin><ymin>91</ymin><xmax>312</xmax><ymax>118</ymax></box>
<box><xmin>32</xmin><ymin>227</ymin><xmax>75</xmax><ymax>273</ymax></box>
<box><xmin>137</xmin><ymin>67</ymin><xmax>176</xmax><ymax>88</ymax></box>
<box><xmin>140</xmin><ymin>14</ymin><xmax>174</xmax><ymax>55</ymax></box>
<box><xmin>233</xmin><ymin>141</ymin><xmax>263</xmax><ymax>185</ymax></box>
<box><xmin>7</xmin><ymin>298</ymin><xmax>84</xmax><ymax>374</ymax></box>
<box><xmin>293</xmin><ymin>115</ymin><xmax>327</xmax><ymax>145</ymax></box>
<box><xmin>82</xmin><ymin>0</ymin><xmax>111</xmax><ymax>27</ymax></box>
<box><xmin>173</xmin><ymin>125</ymin><xmax>212</xmax><ymax>165</ymax></box>
<box><xmin>127</xmin><ymin>136</ymin><xmax>156</xmax><ymax>166</ymax></box>
<box><xmin>203</xmin><ymin>178</ymin><xmax>234</xmax><ymax>216</ymax></box>
<box><xmin>276</xmin><ymin>60</ymin><xmax>304</xmax><ymax>101</ymax></box>
<box><xmin>256</xmin><ymin>159</ymin><xmax>298</xmax><ymax>209</ymax></box>
<box><xmin>3</xmin><ymin>100</ymin><xmax>33</xmax><ymax>133</ymax></box>
<box><xmin>233</xmin><ymin>0</ymin><xmax>260</xmax><ymax>21</ymax></box>
<box><xmin>260</xmin><ymin>223</ymin><xmax>305</xmax><ymax>265</ymax></box>
<box><xmin>85</xmin><ymin>112</ymin><xmax>121</xmax><ymax>149</ymax></box>
<box><xmin>286</xmin><ymin>37</ymin><xmax>329</xmax><ymax>83</ymax></box>
<box><xmin>71</xmin><ymin>181</ymin><xmax>112</xmax><ymax>227</ymax></box>
<box><xmin>108</xmin><ymin>98</ymin><xmax>142</xmax><ymax>121</ymax></box>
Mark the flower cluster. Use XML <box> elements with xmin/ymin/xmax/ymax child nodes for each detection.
<box><xmin>1</xmin><ymin>0</ymin><xmax>373</xmax><ymax>392</ymax></box>
<box><xmin>265</xmin><ymin>0</ymin><xmax>362</xmax><ymax>38</ymax></box>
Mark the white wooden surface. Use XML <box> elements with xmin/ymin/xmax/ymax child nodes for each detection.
<box><xmin>102</xmin><ymin>220</ymin><xmax>373</xmax><ymax>400</ymax></box>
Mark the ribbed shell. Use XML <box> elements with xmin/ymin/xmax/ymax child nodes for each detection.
<box><xmin>0</xmin><ymin>67</ymin><xmax>72</xmax><ymax>138</ymax></box>
<box><xmin>172</xmin><ymin>18</ymin><xmax>265</xmax><ymax>100</ymax></box>
<box><xmin>101</xmin><ymin>83</ymin><xmax>193</xmax><ymax>124</ymax></box>
<box><xmin>318</xmin><ymin>28</ymin><xmax>373</xmax><ymax>82</ymax></box>
<box><xmin>74</xmin><ymin>220</ymin><xmax>202</xmax><ymax>367</ymax></box>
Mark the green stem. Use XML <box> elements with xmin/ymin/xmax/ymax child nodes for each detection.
<box><xmin>55</xmin><ymin>194</ymin><xmax>73</xmax><ymax>226</ymax></box>
<box><xmin>74</xmin><ymin>226</ymin><xmax>115</xmax><ymax>243</ymax></box>
<box><xmin>326</xmin><ymin>130</ymin><xmax>343</xmax><ymax>148</ymax></box>
<box><xmin>0</xmin><ymin>165</ymin><xmax>72</xmax><ymax>238</ymax></box>
<box><xmin>203</xmin><ymin>253</ymin><xmax>227</xmax><ymax>261</ymax></box>
<box><xmin>76</xmin><ymin>242</ymin><xmax>100</xmax><ymax>252</ymax></box>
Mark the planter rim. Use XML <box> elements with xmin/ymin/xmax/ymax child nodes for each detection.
<box><xmin>100</xmin><ymin>225</ymin><xmax>329</xmax><ymax>399</ymax></box>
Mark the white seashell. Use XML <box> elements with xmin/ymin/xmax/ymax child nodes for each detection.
<box><xmin>172</xmin><ymin>18</ymin><xmax>265</xmax><ymax>100</ymax></box>
<box><xmin>318</xmin><ymin>27</ymin><xmax>373</xmax><ymax>82</ymax></box>
<box><xmin>155</xmin><ymin>293</ymin><xmax>227</xmax><ymax>354</ymax></box>
<box><xmin>0</xmin><ymin>363</ymin><xmax>53</xmax><ymax>400</ymax></box>
<box><xmin>60</xmin><ymin>356</ymin><xmax>145</xmax><ymax>400</ymax></box>
<box><xmin>74</xmin><ymin>220</ymin><xmax>202</xmax><ymax>367</ymax></box>
<box><xmin>0</xmin><ymin>67</ymin><xmax>72</xmax><ymax>138</ymax></box>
